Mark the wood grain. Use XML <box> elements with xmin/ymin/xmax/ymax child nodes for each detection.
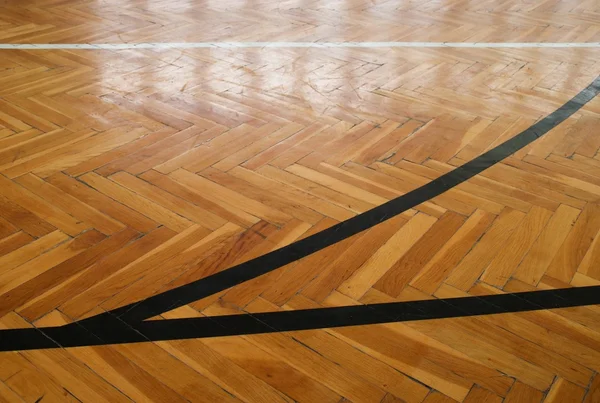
<box><xmin>1</xmin><ymin>1</ymin><xmax>600</xmax><ymax>401</ymax></box>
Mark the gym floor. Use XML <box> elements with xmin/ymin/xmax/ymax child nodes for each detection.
<box><xmin>0</xmin><ymin>1</ymin><xmax>600</xmax><ymax>401</ymax></box>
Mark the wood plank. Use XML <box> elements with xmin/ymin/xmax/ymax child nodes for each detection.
<box><xmin>505</xmin><ymin>381</ymin><xmax>544</xmax><ymax>403</ymax></box>
<box><xmin>445</xmin><ymin>208</ymin><xmax>525</xmax><ymax>290</ymax></box>
<box><xmin>339</xmin><ymin>213</ymin><xmax>435</xmax><ymax>299</ymax></box>
<box><xmin>0</xmin><ymin>174</ymin><xmax>88</xmax><ymax>236</ymax></box>
<box><xmin>15</xmin><ymin>172</ymin><xmax>125</xmax><ymax>235</ymax></box>
<box><xmin>45</xmin><ymin>172</ymin><xmax>159</xmax><ymax>233</ymax></box>
<box><xmin>545</xmin><ymin>378</ymin><xmax>586</xmax><ymax>403</ymax></box>
<box><xmin>480</xmin><ymin>206</ymin><xmax>552</xmax><ymax>287</ymax></box>
<box><xmin>79</xmin><ymin>172</ymin><xmax>193</xmax><ymax>232</ymax></box>
<box><xmin>545</xmin><ymin>203</ymin><xmax>600</xmax><ymax>282</ymax></box>
<box><xmin>411</xmin><ymin>209</ymin><xmax>494</xmax><ymax>293</ymax></box>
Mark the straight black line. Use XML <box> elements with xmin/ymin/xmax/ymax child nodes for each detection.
<box><xmin>0</xmin><ymin>75</ymin><xmax>599</xmax><ymax>352</ymax></box>
<box><xmin>1</xmin><ymin>286</ymin><xmax>599</xmax><ymax>351</ymax></box>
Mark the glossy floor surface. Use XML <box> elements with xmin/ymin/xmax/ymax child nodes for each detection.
<box><xmin>1</xmin><ymin>1</ymin><xmax>600</xmax><ymax>402</ymax></box>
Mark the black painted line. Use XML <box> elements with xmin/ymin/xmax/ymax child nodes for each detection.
<box><xmin>94</xmin><ymin>74</ymin><xmax>600</xmax><ymax>324</ymax></box>
<box><xmin>0</xmin><ymin>75</ymin><xmax>599</xmax><ymax>352</ymax></box>
<box><xmin>1</xmin><ymin>286</ymin><xmax>599</xmax><ymax>352</ymax></box>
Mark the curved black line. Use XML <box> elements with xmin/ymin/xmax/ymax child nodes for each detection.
<box><xmin>0</xmin><ymin>74</ymin><xmax>599</xmax><ymax>352</ymax></box>
<box><xmin>1</xmin><ymin>286</ymin><xmax>599</xmax><ymax>351</ymax></box>
<box><xmin>99</xmin><ymin>74</ymin><xmax>600</xmax><ymax>324</ymax></box>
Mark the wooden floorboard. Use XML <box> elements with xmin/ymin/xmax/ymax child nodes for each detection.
<box><xmin>1</xmin><ymin>0</ymin><xmax>600</xmax><ymax>402</ymax></box>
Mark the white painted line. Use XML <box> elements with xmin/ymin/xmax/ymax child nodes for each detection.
<box><xmin>0</xmin><ymin>42</ymin><xmax>599</xmax><ymax>50</ymax></box>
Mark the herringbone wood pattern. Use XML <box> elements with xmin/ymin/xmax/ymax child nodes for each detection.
<box><xmin>0</xmin><ymin>0</ymin><xmax>599</xmax><ymax>44</ymax></box>
<box><xmin>2</xmin><ymin>1</ymin><xmax>600</xmax><ymax>402</ymax></box>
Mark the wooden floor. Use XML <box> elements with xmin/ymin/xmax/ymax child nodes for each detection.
<box><xmin>1</xmin><ymin>0</ymin><xmax>600</xmax><ymax>402</ymax></box>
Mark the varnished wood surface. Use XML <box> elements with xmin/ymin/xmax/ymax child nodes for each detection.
<box><xmin>0</xmin><ymin>0</ymin><xmax>600</xmax><ymax>44</ymax></box>
<box><xmin>1</xmin><ymin>0</ymin><xmax>600</xmax><ymax>402</ymax></box>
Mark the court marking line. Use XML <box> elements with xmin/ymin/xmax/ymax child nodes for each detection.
<box><xmin>0</xmin><ymin>42</ymin><xmax>600</xmax><ymax>49</ymax></box>
<box><xmin>1</xmin><ymin>286</ymin><xmax>599</xmax><ymax>351</ymax></box>
<box><xmin>0</xmin><ymin>75</ymin><xmax>599</xmax><ymax>351</ymax></box>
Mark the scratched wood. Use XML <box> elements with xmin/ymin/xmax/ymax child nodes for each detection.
<box><xmin>1</xmin><ymin>0</ymin><xmax>600</xmax><ymax>402</ymax></box>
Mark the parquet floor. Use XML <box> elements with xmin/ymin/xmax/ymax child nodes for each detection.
<box><xmin>1</xmin><ymin>0</ymin><xmax>600</xmax><ymax>402</ymax></box>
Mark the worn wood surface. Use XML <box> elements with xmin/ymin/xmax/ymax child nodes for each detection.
<box><xmin>1</xmin><ymin>0</ymin><xmax>600</xmax><ymax>401</ymax></box>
